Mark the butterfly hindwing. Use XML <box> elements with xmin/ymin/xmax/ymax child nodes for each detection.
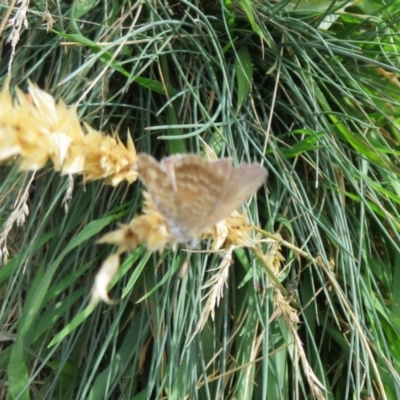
<box><xmin>163</xmin><ymin>155</ymin><xmax>228</xmax><ymax>238</ymax></box>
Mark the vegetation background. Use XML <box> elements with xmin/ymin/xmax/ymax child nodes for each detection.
<box><xmin>1</xmin><ymin>0</ymin><xmax>400</xmax><ymax>399</ymax></box>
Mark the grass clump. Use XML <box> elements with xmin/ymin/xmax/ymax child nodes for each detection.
<box><xmin>1</xmin><ymin>0</ymin><xmax>400</xmax><ymax>399</ymax></box>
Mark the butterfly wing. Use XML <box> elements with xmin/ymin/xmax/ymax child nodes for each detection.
<box><xmin>162</xmin><ymin>155</ymin><xmax>230</xmax><ymax>239</ymax></box>
<box><xmin>136</xmin><ymin>153</ymin><xmax>179</xmax><ymax>224</ymax></box>
<box><xmin>200</xmin><ymin>161</ymin><xmax>268</xmax><ymax>232</ymax></box>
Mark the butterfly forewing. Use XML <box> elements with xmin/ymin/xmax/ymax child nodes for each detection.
<box><xmin>136</xmin><ymin>154</ymin><xmax>179</xmax><ymax>223</ymax></box>
<box><xmin>200</xmin><ymin>161</ymin><xmax>268</xmax><ymax>233</ymax></box>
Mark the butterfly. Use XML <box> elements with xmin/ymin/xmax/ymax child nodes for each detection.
<box><xmin>136</xmin><ymin>153</ymin><xmax>268</xmax><ymax>244</ymax></box>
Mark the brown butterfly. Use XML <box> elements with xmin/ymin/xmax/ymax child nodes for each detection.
<box><xmin>136</xmin><ymin>153</ymin><xmax>268</xmax><ymax>244</ymax></box>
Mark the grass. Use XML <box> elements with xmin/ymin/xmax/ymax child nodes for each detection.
<box><xmin>1</xmin><ymin>0</ymin><xmax>400</xmax><ymax>399</ymax></box>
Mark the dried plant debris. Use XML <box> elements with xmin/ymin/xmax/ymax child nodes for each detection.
<box><xmin>0</xmin><ymin>82</ymin><xmax>138</xmax><ymax>185</ymax></box>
